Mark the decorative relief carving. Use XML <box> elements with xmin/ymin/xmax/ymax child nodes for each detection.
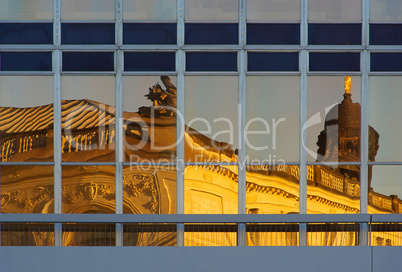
<box><xmin>62</xmin><ymin>182</ymin><xmax>114</xmax><ymax>204</ymax></box>
<box><xmin>123</xmin><ymin>174</ymin><xmax>159</xmax><ymax>213</ymax></box>
<box><xmin>1</xmin><ymin>185</ymin><xmax>53</xmax><ymax>210</ymax></box>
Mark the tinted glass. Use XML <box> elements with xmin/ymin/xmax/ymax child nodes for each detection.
<box><xmin>185</xmin><ymin>76</ymin><xmax>238</xmax><ymax>163</ymax></box>
<box><xmin>185</xmin><ymin>165</ymin><xmax>238</xmax><ymax>214</ymax></box>
<box><xmin>307</xmin><ymin>165</ymin><xmax>360</xmax><ymax>214</ymax></box>
<box><xmin>247</xmin><ymin>24</ymin><xmax>300</xmax><ymax>45</ymax></box>
<box><xmin>247</xmin><ymin>0</ymin><xmax>300</xmax><ymax>21</ymax></box>
<box><xmin>186</xmin><ymin>52</ymin><xmax>237</xmax><ymax>72</ymax></box>
<box><xmin>185</xmin><ymin>0</ymin><xmax>238</xmax><ymax>21</ymax></box>
<box><xmin>248</xmin><ymin>53</ymin><xmax>299</xmax><ymax>71</ymax></box>
<box><xmin>0</xmin><ymin>165</ymin><xmax>54</xmax><ymax>213</ymax></box>
<box><xmin>185</xmin><ymin>24</ymin><xmax>238</xmax><ymax>45</ymax></box>
<box><xmin>371</xmin><ymin>53</ymin><xmax>402</xmax><ymax>71</ymax></box>
<box><xmin>0</xmin><ymin>52</ymin><xmax>52</xmax><ymax>71</ymax></box>
<box><xmin>0</xmin><ymin>23</ymin><xmax>52</xmax><ymax>44</ymax></box>
<box><xmin>62</xmin><ymin>52</ymin><xmax>114</xmax><ymax>72</ymax></box>
<box><xmin>0</xmin><ymin>0</ymin><xmax>53</xmax><ymax>20</ymax></box>
<box><xmin>61</xmin><ymin>76</ymin><xmax>115</xmax><ymax>162</ymax></box>
<box><xmin>370</xmin><ymin>24</ymin><xmax>402</xmax><ymax>45</ymax></box>
<box><xmin>123</xmin><ymin>76</ymin><xmax>177</xmax><ymax>163</ymax></box>
<box><xmin>309</xmin><ymin>53</ymin><xmax>360</xmax><ymax>72</ymax></box>
<box><xmin>123</xmin><ymin>23</ymin><xmax>177</xmax><ymax>45</ymax></box>
<box><xmin>123</xmin><ymin>165</ymin><xmax>177</xmax><ymax>214</ymax></box>
<box><xmin>61</xmin><ymin>0</ymin><xmax>115</xmax><ymax>21</ymax></box>
<box><xmin>62</xmin><ymin>165</ymin><xmax>115</xmax><ymax>213</ymax></box>
<box><xmin>308</xmin><ymin>24</ymin><xmax>361</xmax><ymax>45</ymax></box>
<box><xmin>246</xmin><ymin>76</ymin><xmax>299</xmax><ymax>162</ymax></box>
<box><xmin>0</xmin><ymin>76</ymin><xmax>53</xmax><ymax>162</ymax></box>
<box><xmin>368</xmin><ymin>77</ymin><xmax>402</xmax><ymax>162</ymax></box>
<box><xmin>61</xmin><ymin>23</ymin><xmax>115</xmax><ymax>45</ymax></box>
<box><xmin>369</xmin><ymin>166</ymin><xmax>402</xmax><ymax>214</ymax></box>
<box><xmin>124</xmin><ymin>52</ymin><xmax>175</xmax><ymax>72</ymax></box>
<box><xmin>123</xmin><ymin>0</ymin><xmax>176</xmax><ymax>21</ymax></box>
<box><xmin>308</xmin><ymin>76</ymin><xmax>361</xmax><ymax>162</ymax></box>
<box><xmin>246</xmin><ymin>165</ymin><xmax>299</xmax><ymax>214</ymax></box>
<box><xmin>370</xmin><ymin>0</ymin><xmax>402</xmax><ymax>22</ymax></box>
<box><xmin>308</xmin><ymin>0</ymin><xmax>362</xmax><ymax>22</ymax></box>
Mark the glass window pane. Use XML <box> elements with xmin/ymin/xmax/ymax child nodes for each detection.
<box><xmin>61</xmin><ymin>0</ymin><xmax>115</xmax><ymax>21</ymax></box>
<box><xmin>0</xmin><ymin>52</ymin><xmax>52</xmax><ymax>71</ymax></box>
<box><xmin>185</xmin><ymin>24</ymin><xmax>238</xmax><ymax>45</ymax></box>
<box><xmin>123</xmin><ymin>165</ymin><xmax>177</xmax><ymax>214</ymax></box>
<box><xmin>61</xmin><ymin>76</ymin><xmax>115</xmax><ymax>162</ymax></box>
<box><xmin>1</xmin><ymin>223</ymin><xmax>54</xmax><ymax>246</ymax></box>
<box><xmin>247</xmin><ymin>0</ymin><xmax>300</xmax><ymax>21</ymax></box>
<box><xmin>62</xmin><ymin>165</ymin><xmax>115</xmax><ymax>213</ymax></box>
<box><xmin>308</xmin><ymin>0</ymin><xmax>362</xmax><ymax>22</ymax></box>
<box><xmin>123</xmin><ymin>76</ymin><xmax>177</xmax><ymax>163</ymax></box>
<box><xmin>123</xmin><ymin>0</ymin><xmax>176</xmax><ymax>21</ymax></box>
<box><xmin>123</xmin><ymin>23</ymin><xmax>177</xmax><ymax>45</ymax></box>
<box><xmin>309</xmin><ymin>53</ymin><xmax>360</xmax><ymax>72</ymax></box>
<box><xmin>308</xmin><ymin>24</ymin><xmax>362</xmax><ymax>45</ymax></box>
<box><xmin>185</xmin><ymin>165</ymin><xmax>238</xmax><ymax>214</ymax></box>
<box><xmin>0</xmin><ymin>165</ymin><xmax>54</xmax><ymax>213</ymax></box>
<box><xmin>246</xmin><ymin>165</ymin><xmax>299</xmax><ymax>214</ymax></box>
<box><xmin>370</xmin><ymin>24</ymin><xmax>402</xmax><ymax>45</ymax></box>
<box><xmin>308</xmin><ymin>76</ymin><xmax>361</xmax><ymax>163</ymax></box>
<box><xmin>248</xmin><ymin>53</ymin><xmax>299</xmax><ymax>71</ymax></box>
<box><xmin>307</xmin><ymin>165</ymin><xmax>360</xmax><ymax>214</ymax></box>
<box><xmin>369</xmin><ymin>166</ymin><xmax>402</xmax><ymax>214</ymax></box>
<box><xmin>370</xmin><ymin>0</ymin><xmax>402</xmax><ymax>22</ymax></box>
<box><xmin>371</xmin><ymin>53</ymin><xmax>402</xmax><ymax>71</ymax></box>
<box><xmin>0</xmin><ymin>0</ymin><xmax>53</xmax><ymax>21</ymax></box>
<box><xmin>185</xmin><ymin>0</ymin><xmax>238</xmax><ymax>21</ymax></box>
<box><xmin>246</xmin><ymin>76</ymin><xmax>299</xmax><ymax>162</ymax></box>
<box><xmin>185</xmin><ymin>76</ymin><xmax>238</xmax><ymax>163</ymax></box>
<box><xmin>0</xmin><ymin>23</ymin><xmax>53</xmax><ymax>44</ymax></box>
<box><xmin>186</xmin><ymin>52</ymin><xmax>237</xmax><ymax>72</ymax></box>
<box><xmin>247</xmin><ymin>24</ymin><xmax>300</xmax><ymax>45</ymax></box>
<box><xmin>62</xmin><ymin>52</ymin><xmax>114</xmax><ymax>72</ymax></box>
<box><xmin>0</xmin><ymin>76</ymin><xmax>53</xmax><ymax>162</ymax></box>
<box><xmin>124</xmin><ymin>52</ymin><xmax>175</xmax><ymax>72</ymax></box>
<box><xmin>368</xmin><ymin>77</ymin><xmax>402</xmax><ymax>162</ymax></box>
<box><xmin>61</xmin><ymin>23</ymin><xmax>115</xmax><ymax>45</ymax></box>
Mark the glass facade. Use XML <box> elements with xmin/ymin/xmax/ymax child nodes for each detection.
<box><xmin>1</xmin><ymin>0</ymin><xmax>402</xmax><ymax>248</ymax></box>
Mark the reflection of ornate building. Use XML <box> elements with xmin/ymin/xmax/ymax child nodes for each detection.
<box><xmin>0</xmin><ymin>76</ymin><xmax>400</xmax><ymax>247</ymax></box>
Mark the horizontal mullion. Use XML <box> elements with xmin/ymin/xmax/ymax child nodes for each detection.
<box><xmin>307</xmin><ymin>162</ymin><xmax>361</xmax><ymax>166</ymax></box>
<box><xmin>60</xmin><ymin>72</ymin><xmax>116</xmax><ymax>76</ymax></box>
<box><xmin>60</xmin><ymin>162</ymin><xmax>117</xmax><ymax>166</ymax></box>
<box><xmin>0</xmin><ymin>162</ymin><xmax>54</xmax><ymax>166</ymax></box>
<box><xmin>246</xmin><ymin>72</ymin><xmax>301</xmax><ymax>76</ymax></box>
<box><xmin>183</xmin><ymin>72</ymin><xmax>239</xmax><ymax>76</ymax></box>
<box><xmin>306</xmin><ymin>46</ymin><xmax>363</xmax><ymax>51</ymax></box>
<box><xmin>0</xmin><ymin>71</ymin><xmax>54</xmax><ymax>76</ymax></box>
<box><xmin>182</xmin><ymin>45</ymin><xmax>241</xmax><ymax>50</ymax></box>
<box><xmin>0</xmin><ymin>214</ymin><xmax>371</xmax><ymax>224</ymax></box>
<box><xmin>122</xmin><ymin>71</ymin><xmax>178</xmax><ymax>76</ymax></box>
<box><xmin>307</xmin><ymin>71</ymin><xmax>362</xmax><ymax>76</ymax></box>
<box><xmin>367</xmin><ymin>161</ymin><xmax>402</xmax><ymax>165</ymax></box>
<box><xmin>59</xmin><ymin>46</ymin><xmax>117</xmax><ymax>50</ymax></box>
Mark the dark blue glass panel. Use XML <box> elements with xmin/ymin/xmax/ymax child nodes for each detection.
<box><xmin>0</xmin><ymin>52</ymin><xmax>52</xmax><ymax>71</ymax></box>
<box><xmin>371</xmin><ymin>53</ymin><xmax>402</xmax><ymax>71</ymax></box>
<box><xmin>309</xmin><ymin>53</ymin><xmax>360</xmax><ymax>71</ymax></box>
<box><xmin>308</xmin><ymin>24</ymin><xmax>361</xmax><ymax>45</ymax></box>
<box><xmin>61</xmin><ymin>23</ymin><xmax>115</xmax><ymax>44</ymax></box>
<box><xmin>123</xmin><ymin>23</ymin><xmax>176</xmax><ymax>44</ymax></box>
<box><xmin>248</xmin><ymin>52</ymin><xmax>299</xmax><ymax>71</ymax></box>
<box><xmin>124</xmin><ymin>52</ymin><xmax>175</xmax><ymax>71</ymax></box>
<box><xmin>247</xmin><ymin>24</ymin><xmax>300</xmax><ymax>45</ymax></box>
<box><xmin>185</xmin><ymin>24</ymin><xmax>238</xmax><ymax>45</ymax></box>
<box><xmin>63</xmin><ymin>52</ymin><xmax>114</xmax><ymax>71</ymax></box>
<box><xmin>0</xmin><ymin>23</ymin><xmax>52</xmax><ymax>44</ymax></box>
<box><xmin>186</xmin><ymin>52</ymin><xmax>237</xmax><ymax>71</ymax></box>
<box><xmin>370</xmin><ymin>24</ymin><xmax>402</xmax><ymax>45</ymax></box>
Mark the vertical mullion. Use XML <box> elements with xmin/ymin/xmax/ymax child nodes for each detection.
<box><xmin>176</xmin><ymin>0</ymin><xmax>185</xmax><ymax>247</ymax></box>
<box><xmin>237</xmin><ymin>0</ymin><xmax>247</xmax><ymax>247</ymax></box>
<box><xmin>299</xmin><ymin>0</ymin><xmax>308</xmax><ymax>247</ymax></box>
<box><xmin>53</xmin><ymin>0</ymin><xmax>62</xmax><ymax>247</ymax></box>
<box><xmin>360</xmin><ymin>0</ymin><xmax>370</xmax><ymax>247</ymax></box>
<box><xmin>115</xmin><ymin>0</ymin><xmax>123</xmax><ymax>247</ymax></box>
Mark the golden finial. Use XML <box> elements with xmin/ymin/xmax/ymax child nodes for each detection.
<box><xmin>344</xmin><ymin>76</ymin><xmax>351</xmax><ymax>94</ymax></box>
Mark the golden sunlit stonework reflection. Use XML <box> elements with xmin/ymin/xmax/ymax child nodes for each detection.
<box><xmin>1</xmin><ymin>76</ymin><xmax>401</xmax><ymax>247</ymax></box>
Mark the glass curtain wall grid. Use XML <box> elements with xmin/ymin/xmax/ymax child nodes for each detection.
<box><xmin>1</xmin><ymin>0</ymin><xmax>402</xmax><ymax>247</ymax></box>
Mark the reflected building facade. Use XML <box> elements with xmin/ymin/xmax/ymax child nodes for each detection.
<box><xmin>1</xmin><ymin>76</ymin><xmax>401</xmax><ymax>247</ymax></box>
